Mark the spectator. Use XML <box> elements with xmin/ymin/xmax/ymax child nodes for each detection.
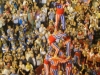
<box><xmin>28</xmin><ymin>53</ymin><xmax>37</xmax><ymax>69</ymax></box>
<box><xmin>36</xmin><ymin>54</ymin><xmax>43</xmax><ymax>67</ymax></box>
<box><xmin>2</xmin><ymin>66</ymin><xmax>10</xmax><ymax>75</ymax></box>
<box><xmin>0</xmin><ymin>0</ymin><xmax>100</xmax><ymax>75</ymax></box>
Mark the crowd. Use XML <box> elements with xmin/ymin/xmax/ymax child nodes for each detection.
<box><xmin>0</xmin><ymin>0</ymin><xmax>100</xmax><ymax>75</ymax></box>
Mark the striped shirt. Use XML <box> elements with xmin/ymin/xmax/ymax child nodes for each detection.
<box><xmin>51</xmin><ymin>43</ymin><xmax>59</xmax><ymax>55</ymax></box>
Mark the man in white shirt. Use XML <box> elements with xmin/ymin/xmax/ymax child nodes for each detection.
<box><xmin>2</xmin><ymin>66</ymin><xmax>10</xmax><ymax>75</ymax></box>
<box><xmin>39</xmin><ymin>24</ymin><xmax>46</xmax><ymax>34</ymax></box>
<box><xmin>40</xmin><ymin>11</ymin><xmax>46</xmax><ymax>25</ymax></box>
<box><xmin>12</xmin><ymin>12</ymin><xmax>19</xmax><ymax>28</ymax></box>
<box><xmin>67</xmin><ymin>4</ymin><xmax>74</xmax><ymax>13</ymax></box>
<box><xmin>36</xmin><ymin>54</ymin><xmax>43</xmax><ymax>67</ymax></box>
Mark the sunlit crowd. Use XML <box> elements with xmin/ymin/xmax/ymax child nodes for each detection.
<box><xmin>0</xmin><ymin>0</ymin><xmax>100</xmax><ymax>75</ymax></box>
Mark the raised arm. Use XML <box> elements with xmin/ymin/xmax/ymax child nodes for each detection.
<box><xmin>87</xmin><ymin>0</ymin><xmax>90</xmax><ymax>4</ymax></box>
<box><xmin>65</xmin><ymin>0</ymin><xmax>70</xmax><ymax>6</ymax></box>
<box><xmin>59</xmin><ymin>56</ymin><xmax>70</xmax><ymax>63</ymax></box>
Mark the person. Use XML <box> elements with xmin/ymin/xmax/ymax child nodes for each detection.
<box><xmin>28</xmin><ymin>53</ymin><xmax>37</xmax><ymax>69</ymax></box>
<box><xmin>2</xmin><ymin>66</ymin><xmax>10</xmax><ymax>75</ymax></box>
<box><xmin>49</xmin><ymin>55</ymin><xmax>70</xmax><ymax>75</ymax></box>
<box><xmin>80</xmin><ymin>0</ymin><xmax>90</xmax><ymax>4</ymax></box>
<box><xmin>65</xmin><ymin>58</ymin><xmax>73</xmax><ymax>75</ymax></box>
<box><xmin>0</xmin><ymin>17</ymin><xmax>5</xmax><ymax>35</ymax></box>
<box><xmin>19</xmin><ymin>61</ymin><xmax>26</xmax><ymax>71</ymax></box>
<box><xmin>48</xmin><ymin>8</ymin><xmax>55</xmax><ymax>21</ymax></box>
<box><xmin>88</xmin><ymin>28</ymin><xmax>94</xmax><ymax>45</ymax></box>
<box><xmin>44</xmin><ymin>53</ymin><xmax>51</xmax><ymax>75</ymax></box>
<box><xmin>25</xmin><ymin>62</ymin><xmax>33</xmax><ymax>74</ymax></box>
<box><xmin>36</xmin><ymin>54</ymin><xmax>43</xmax><ymax>67</ymax></box>
<box><xmin>54</xmin><ymin>0</ymin><xmax>69</xmax><ymax>30</ymax></box>
<box><xmin>27</xmin><ymin>9</ymin><xmax>34</xmax><ymax>30</ymax></box>
<box><xmin>73</xmin><ymin>43</ymin><xmax>82</xmax><ymax>65</ymax></box>
<box><xmin>95</xmin><ymin>50</ymin><xmax>100</xmax><ymax>67</ymax></box>
<box><xmin>0</xmin><ymin>0</ymin><xmax>100</xmax><ymax>75</ymax></box>
<box><xmin>10</xmin><ymin>68</ymin><xmax>18</xmax><ymax>75</ymax></box>
<box><xmin>63</xmin><ymin>36</ymin><xmax>71</xmax><ymax>56</ymax></box>
<box><xmin>87</xmin><ymin>47</ymin><xmax>95</xmax><ymax>66</ymax></box>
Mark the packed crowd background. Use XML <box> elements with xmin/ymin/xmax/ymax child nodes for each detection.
<box><xmin>0</xmin><ymin>0</ymin><xmax>100</xmax><ymax>75</ymax></box>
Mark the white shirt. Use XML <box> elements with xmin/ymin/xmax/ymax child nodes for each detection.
<box><xmin>13</xmin><ymin>14</ymin><xmax>19</xmax><ymax>24</ymax></box>
<box><xmin>40</xmin><ymin>13</ymin><xmax>46</xmax><ymax>22</ymax></box>
<box><xmin>19</xmin><ymin>64</ymin><xmax>25</xmax><ymax>70</ymax></box>
<box><xmin>32</xmin><ymin>58</ymin><xmax>36</xmax><ymax>66</ymax></box>
<box><xmin>23</xmin><ymin>1</ymin><xmax>27</xmax><ymax>5</ymax></box>
<box><xmin>42</xmin><ymin>7</ymin><xmax>47</xmax><ymax>14</ymax></box>
<box><xmin>39</xmin><ymin>27</ymin><xmax>46</xmax><ymax>34</ymax></box>
<box><xmin>67</xmin><ymin>6</ymin><xmax>73</xmax><ymax>13</ymax></box>
<box><xmin>35</xmin><ymin>19</ymin><xmax>41</xmax><ymax>29</ymax></box>
<box><xmin>42</xmin><ymin>0</ymin><xmax>47</xmax><ymax>4</ymax></box>
<box><xmin>40</xmin><ymin>48</ymin><xmax>46</xmax><ymax>55</ymax></box>
<box><xmin>45</xmin><ymin>32</ymin><xmax>50</xmax><ymax>39</ymax></box>
<box><xmin>33</xmin><ymin>0</ymin><xmax>35</xmax><ymax>2</ymax></box>
<box><xmin>2</xmin><ymin>69</ymin><xmax>10</xmax><ymax>75</ymax></box>
<box><xmin>9</xmin><ymin>0</ymin><xmax>14</xmax><ymax>4</ymax></box>
<box><xmin>36</xmin><ymin>57</ymin><xmax>42</xmax><ymax>66</ymax></box>
<box><xmin>26</xmin><ymin>53</ymin><xmax>31</xmax><ymax>61</ymax></box>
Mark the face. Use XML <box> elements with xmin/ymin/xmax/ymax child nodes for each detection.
<box><xmin>19</xmin><ymin>61</ymin><xmax>22</xmax><ymax>64</ymax></box>
<box><xmin>77</xmin><ymin>3</ymin><xmax>80</xmax><ymax>6</ymax></box>
<box><xmin>91</xmin><ymin>48</ymin><xmax>93</xmax><ymax>53</ymax></box>
<box><xmin>61</xmin><ymin>1</ymin><xmax>64</xmax><ymax>4</ymax></box>
<box><xmin>74</xmin><ymin>37</ymin><xmax>77</xmax><ymax>41</ymax></box>
<box><xmin>22</xmin><ymin>56</ymin><xmax>25</xmax><ymax>59</ymax></box>
<box><xmin>41</xmin><ymin>24</ymin><xmax>44</xmax><ymax>27</ymax></box>
<box><xmin>27</xmin><ymin>62</ymin><xmax>30</xmax><ymax>65</ymax></box>
<box><xmin>73</xmin><ymin>28</ymin><xmax>75</xmax><ymax>31</ymax></box>
<box><xmin>27</xmin><ymin>48</ymin><xmax>31</xmax><ymax>51</ymax></box>
<box><xmin>8</xmin><ymin>26</ymin><xmax>11</xmax><ymax>29</ymax></box>
<box><xmin>38</xmin><ymin>54</ymin><xmax>40</xmax><ymax>57</ymax></box>
<box><xmin>43</xmin><ymin>4</ymin><xmax>46</xmax><ymax>7</ymax></box>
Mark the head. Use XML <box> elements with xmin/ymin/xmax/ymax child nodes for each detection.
<box><xmin>27</xmin><ymin>62</ymin><xmax>30</xmax><ymax>65</ymax></box>
<box><xmin>21</xmin><ymin>55</ymin><xmax>25</xmax><ymax>60</ymax></box>
<box><xmin>41</xmin><ymin>24</ymin><xmax>44</xmax><ymax>27</ymax></box>
<box><xmin>58</xmin><ymin>70</ymin><xmax>63</xmax><ymax>75</ymax></box>
<box><xmin>90</xmin><ymin>48</ymin><xmax>94</xmax><ymax>53</ymax></box>
<box><xmin>27</xmin><ymin>47</ymin><xmax>31</xmax><ymax>51</ymax></box>
<box><xmin>8</xmin><ymin>26</ymin><xmax>11</xmax><ymax>29</ymax></box>
<box><xmin>61</xmin><ymin>0</ymin><xmax>64</xmax><ymax>4</ymax></box>
<box><xmin>19</xmin><ymin>61</ymin><xmax>23</xmax><ymax>65</ymax></box>
<box><xmin>77</xmin><ymin>2</ymin><xmax>80</xmax><ymax>6</ymax></box>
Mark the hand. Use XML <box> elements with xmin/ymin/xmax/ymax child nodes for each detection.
<box><xmin>67</xmin><ymin>56</ymin><xmax>71</xmax><ymax>59</ymax></box>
